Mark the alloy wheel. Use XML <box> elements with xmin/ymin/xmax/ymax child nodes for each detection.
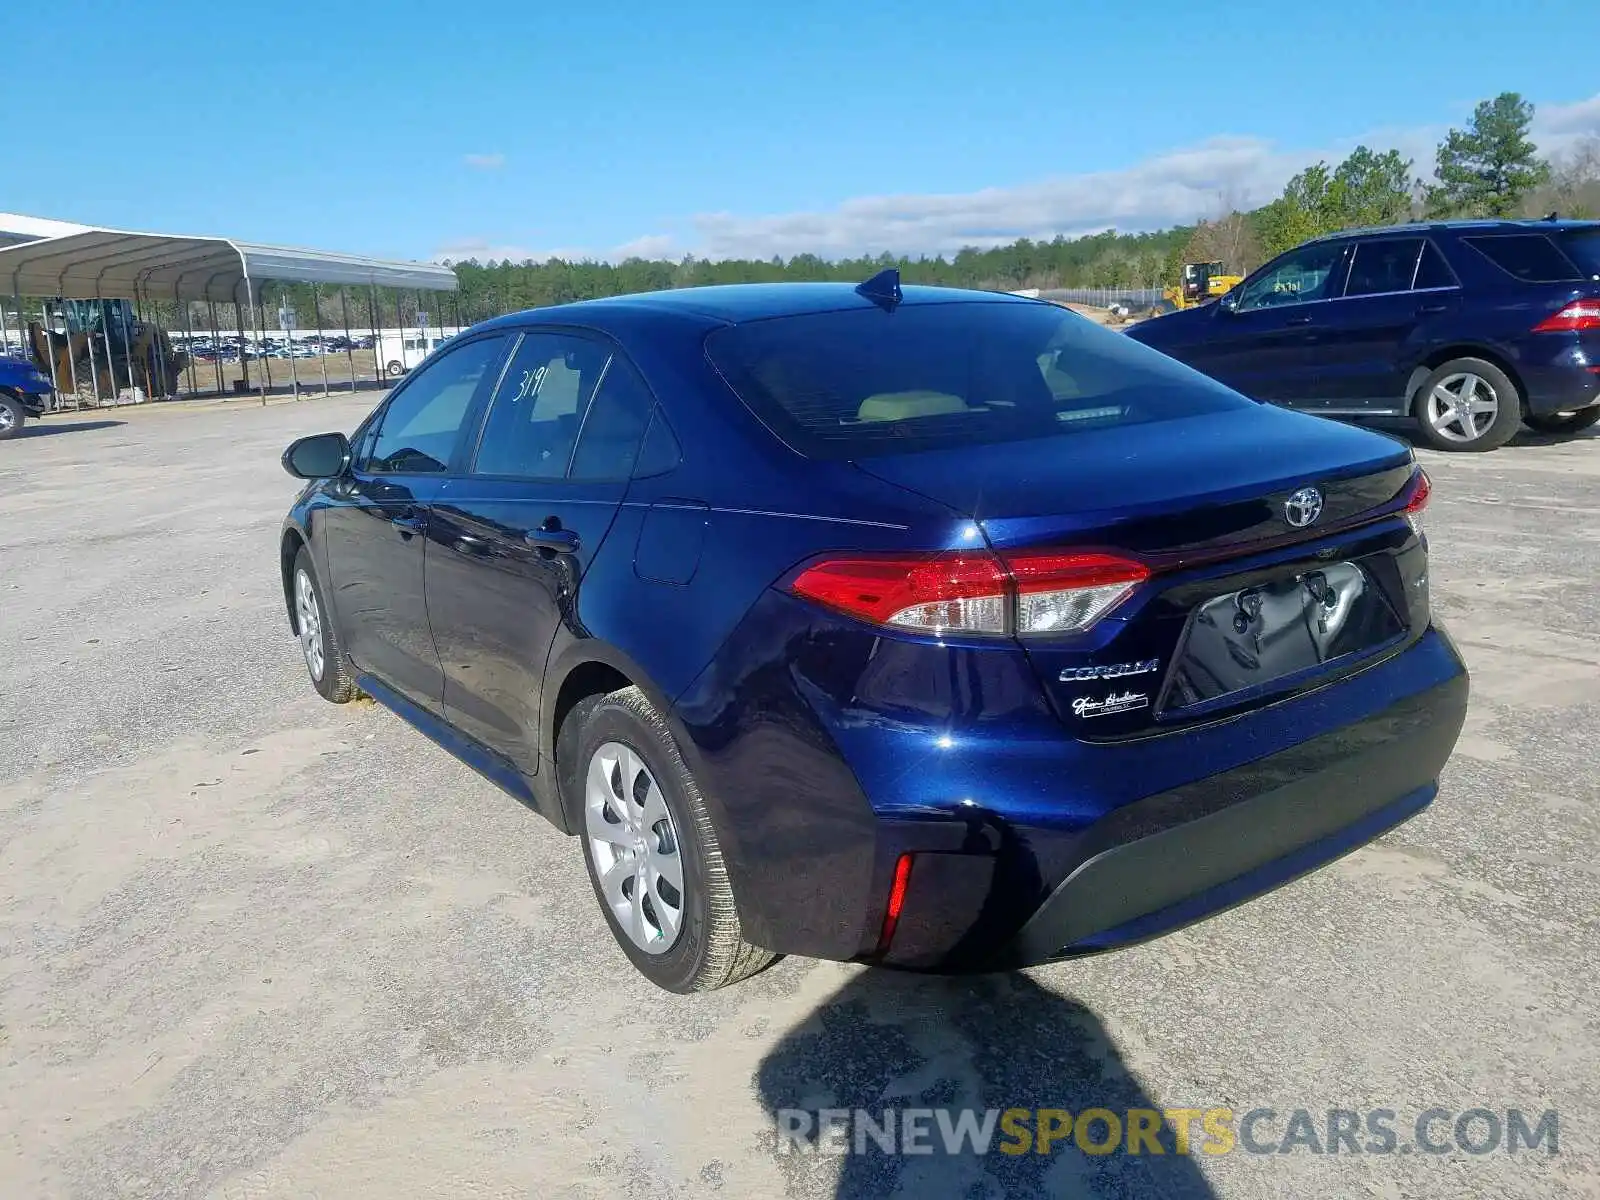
<box><xmin>1424</xmin><ymin>372</ymin><xmax>1499</xmax><ymax>444</ymax></box>
<box><xmin>0</xmin><ymin>405</ymin><xmax>15</xmax><ymax>432</ymax></box>
<box><xmin>585</xmin><ymin>740</ymin><xmax>685</xmax><ymax>954</ymax></box>
<box><xmin>295</xmin><ymin>568</ymin><xmax>326</xmax><ymax>681</ymax></box>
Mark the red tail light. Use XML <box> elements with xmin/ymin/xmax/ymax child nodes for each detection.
<box><xmin>1402</xmin><ymin>467</ymin><xmax>1431</xmax><ymax>538</ymax></box>
<box><xmin>787</xmin><ymin>549</ymin><xmax>1149</xmax><ymax>636</ymax></box>
<box><xmin>1532</xmin><ymin>301</ymin><xmax>1600</xmax><ymax>333</ymax></box>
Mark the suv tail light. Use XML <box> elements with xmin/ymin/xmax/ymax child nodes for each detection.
<box><xmin>1402</xmin><ymin>467</ymin><xmax>1431</xmax><ymax>538</ymax></box>
<box><xmin>787</xmin><ymin>549</ymin><xmax>1150</xmax><ymax>637</ymax></box>
<box><xmin>1532</xmin><ymin>301</ymin><xmax>1600</xmax><ymax>333</ymax></box>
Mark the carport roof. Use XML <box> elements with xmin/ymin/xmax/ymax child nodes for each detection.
<box><xmin>0</xmin><ymin>218</ymin><xmax>457</xmax><ymax>304</ymax></box>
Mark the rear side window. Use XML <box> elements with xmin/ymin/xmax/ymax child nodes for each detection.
<box><xmin>1464</xmin><ymin>234</ymin><xmax>1582</xmax><ymax>283</ymax></box>
<box><xmin>569</xmin><ymin>356</ymin><xmax>655</xmax><ymax>481</ymax></box>
<box><xmin>1555</xmin><ymin>229</ymin><xmax>1600</xmax><ymax>277</ymax></box>
<box><xmin>704</xmin><ymin>301</ymin><xmax>1252</xmax><ymax>459</ymax></box>
<box><xmin>1344</xmin><ymin>238</ymin><xmax>1424</xmax><ymax>297</ymax></box>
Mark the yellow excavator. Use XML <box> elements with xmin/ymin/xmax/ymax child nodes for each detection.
<box><xmin>1148</xmin><ymin>261</ymin><xmax>1245</xmax><ymax>317</ymax></box>
<box><xmin>27</xmin><ymin>299</ymin><xmax>187</xmax><ymax>404</ymax></box>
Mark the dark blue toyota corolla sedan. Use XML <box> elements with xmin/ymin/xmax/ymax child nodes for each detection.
<box><xmin>279</xmin><ymin>272</ymin><xmax>1469</xmax><ymax>992</ymax></box>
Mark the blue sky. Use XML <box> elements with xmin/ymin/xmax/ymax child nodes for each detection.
<box><xmin>8</xmin><ymin>0</ymin><xmax>1599</xmax><ymax>263</ymax></box>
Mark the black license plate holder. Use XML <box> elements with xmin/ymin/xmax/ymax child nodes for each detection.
<box><xmin>1160</xmin><ymin>561</ymin><xmax>1403</xmax><ymax>716</ymax></box>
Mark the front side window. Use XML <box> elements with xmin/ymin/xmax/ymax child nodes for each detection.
<box><xmin>472</xmin><ymin>332</ymin><xmax>612</xmax><ymax>478</ymax></box>
<box><xmin>1234</xmin><ymin>242</ymin><xmax>1348</xmax><ymax>312</ymax></box>
<box><xmin>364</xmin><ymin>334</ymin><xmax>506</xmax><ymax>473</ymax></box>
<box><xmin>1343</xmin><ymin>238</ymin><xmax>1424</xmax><ymax>297</ymax></box>
<box><xmin>705</xmin><ymin>300</ymin><xmax>1252</xmax><ymax>459</ymax></box>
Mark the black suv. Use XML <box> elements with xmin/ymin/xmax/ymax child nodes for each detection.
<box><xmin>1129</xmin><ymin>219</ymin><xmax>1600</xmax><ymax>451</ymax></box>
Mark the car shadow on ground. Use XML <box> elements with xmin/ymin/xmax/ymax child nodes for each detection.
<box><xmin>755</xmin><ymin>969</ymin><xmax>1219</xmax><ymax>1199</ymax></box>
<box><xmin>11</xmin><ymin>419</ymin><xmax>126</xmax><ymax>439</ymax></box>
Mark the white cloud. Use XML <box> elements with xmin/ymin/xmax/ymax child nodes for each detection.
<box><xmin>433</xmin><ymin>233</ymin><xmax>679</xmax><ymax>265</ymax></box>
<box><xmin>1533</xmin><ymin>94</ymin><xmax>1600</xmax><ymax>144</ymax></box>
<box><xmin>461</xmin><ymin>152</ymin><xmax>506</xmax><ymax>170</ymax></box>
<box><xmin>612</xmin><ymin>234</ymin><xmax>678</xmax><ymax>260</ymax></box>
<box><xmin>442</xmin><ymin>92</ymin><xmax>1600</xmax><ymax>264</ymax></box>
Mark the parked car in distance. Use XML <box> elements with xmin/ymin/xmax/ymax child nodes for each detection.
<box><xmin>279</xmin><ymin>275</ymin><xmax>1468</xmax><ymax>992</ymax></box>
<box><xmin>1128</xmin><ymin>218</ymin><xmax>1600</xmax><ymax>451</ymax></box>
<box><xmin>0</xmin><ymin>352</ymin><xmax>54</xmax><ymax>439</ymax></box>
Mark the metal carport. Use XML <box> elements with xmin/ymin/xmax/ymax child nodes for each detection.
<box><xmin>0</xmin><ymin>215</ymin><xmax>458</xmax><ymax>403</ymax></box>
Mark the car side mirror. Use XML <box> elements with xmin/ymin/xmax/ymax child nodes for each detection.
<box><xmin>282</xmin><ymin>431</ymin><xmax>351</xmax><ymax>479</ymax></box>
<box><xmin>1217</xmin><ymin>289</ymin><xmax>1240</xmax><ymax>314</ymax></box>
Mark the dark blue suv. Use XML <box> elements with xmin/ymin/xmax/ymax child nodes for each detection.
<box><xmin>280</xmin><ymin>277</ymin><xmax>1468</xmax><ymax>992</ymax></box>
<box><xmin>1129</xmin><ymin>219</ymin><xmax>1600</xmax><ymax>451</ymax></box>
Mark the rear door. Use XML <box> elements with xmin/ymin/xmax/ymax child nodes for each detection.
<box><xmin>425</xmin><ymin>329</ymin><xmax>657</xmax><ymax>773</ymax></box>
<box><xmin>319</xmin><ymin>333</ymin><xmax>509</xmax><ymax>710</ymax></box>
<box><xmin>1185</xmin><ymin>239</ymin><xmax>1352</xmax><ymax>403</ymax></box>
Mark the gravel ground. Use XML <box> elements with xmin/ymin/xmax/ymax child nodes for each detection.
<box><xmin>1</xmin><ymin>396</ymin><xmax>1597</xmax><ymax>1200</ymax></box>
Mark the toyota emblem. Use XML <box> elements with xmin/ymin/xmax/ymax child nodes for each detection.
<box><xmin>1284</xmin><ymin>486</ymin><xmax>1324</xmax><ymax>528</ymax></box>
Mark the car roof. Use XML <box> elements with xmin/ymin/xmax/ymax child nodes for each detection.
<box><xmin>473</xmin><ymin>281</ymin><xmax>1027</xmax><ymax>333</ymax></box>
<box><xmin>1308</xmin><ymin>218</ymin><xmax>1600</xmax><ymax>243</ymax></box>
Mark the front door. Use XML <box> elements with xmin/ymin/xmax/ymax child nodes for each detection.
<box><xmin>319</xmin><ymin>333</ymin><xmax>509</xmax><ymax>711</ymax></box>
<box><xmin>426</xmin><ymin>329</ymin><xmax>658</xmax><ymax>774</ymax></box>
<box><xmin>1192</xmin><ymin>240</ymin><xmax>1352</xmax><ymax>404</ymax></box>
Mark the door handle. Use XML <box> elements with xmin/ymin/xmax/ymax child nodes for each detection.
<box><xmin>1416</xmin><ymin>303</ymin><xmax>1449</xmax><ymax>314</ymax></box>
<box><xmin>390</xmin><ymin>510</ymin><xmax>425</xmax><ymax>537</ymax></box>
<box><xmin>525</xmin><ymin>519</ymin><xmax>580</xmax><ymax>554</ymax></box>
<box><xmin>1286</xmin><ymin>315</ymin><xmax>1314</xmax><ymax>326</ymax></box>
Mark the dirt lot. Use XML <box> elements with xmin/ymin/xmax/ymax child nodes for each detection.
<box><xmin>1</xmin><ymin>397</ymin><xmax>1598</xmax><ymax>1199</ymax></box>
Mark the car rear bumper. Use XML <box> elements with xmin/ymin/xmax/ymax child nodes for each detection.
<box><xmin>1518</xmin><ymin>345</ymin><xmax>1600</xmax><ymax>415</ymax></box>
<box><xmin>873</xmin><ymin>626</ymin><xmax>1468</xmax><ymax>971</ymax></box>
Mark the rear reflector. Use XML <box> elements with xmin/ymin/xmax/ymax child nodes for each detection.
<box><xmin>1533</xmin><ymin>302</ymin><xmax>1600</xmax><ymax>333</ymax></box>
<box><xmin>788</xmin><ymin>549</ymin><xmax>1149</xmax><ymax>637</ymax></box>
<box><xmin>875</xmin><ymin>853</ymin><xmax>915</xmax><ymax>954</ymax></box>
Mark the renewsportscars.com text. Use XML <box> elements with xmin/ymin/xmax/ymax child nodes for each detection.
<box><xmin>775</xmin><ymin>1106</ymin><xmax>1559</xmax><ymax>1158</ymax></box>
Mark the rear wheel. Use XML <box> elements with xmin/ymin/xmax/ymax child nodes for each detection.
<box><xmin>385</xmin><ymin>360</ymin><xmax>405</xmax><ymax>377</ymax></box>
<box><xmin>0</xmin><ymin>394</ymin><xmax>25</xmax><ymax>440</ymax></box>
<box><xmin>1411</xmin><ymin>357</ymin><xmax>1522</xmax><ymax>452</ymax></box>
<box><xmin>1523</xmin><ymin>407</ymin><xmax>1600</xmax><ymax>436</ymax></box>
<box><xmin>565</xmin><ymin>685</ymin><xmax>775</xmax><ymax>993</ymax></box>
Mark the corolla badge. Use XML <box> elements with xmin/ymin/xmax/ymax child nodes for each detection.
<box><xmin>1284</xmin><ymin>486</ymin><xmax>1324</xmax><ymax>529</ymax></box>
<box><xmin>1058</xmin><ymin>658</ymin><xmax>1160</xmax><ymax>682</ymax></box>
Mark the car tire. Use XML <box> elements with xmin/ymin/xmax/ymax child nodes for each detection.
<box><xmin>292</xmin><ymin>546</ymin><xmax>356</xmax><ymax>703</ymax></box>
<box><xmin>385</xmin><ymin>360</ymin><xmax>405</xmax><ymax>378</ymax></box>
<box><xmin>1523</xmin><ymin>407</ymin><xmax>1600</xmax><ymax>436</ymax></box>
<box><xmin>0</xmin><ymin>393</ymin><xmax>26</xmax><ymax>440</ymax></box>
<box><xmin>564</xmin><ymin>685</ymin><xmax>775</xmax><ymax>993</ymax></box>
<box><xmin>1411</xmin><ymin>357</ymin><xmax>1522</xmax><ymax>452</ymax></box>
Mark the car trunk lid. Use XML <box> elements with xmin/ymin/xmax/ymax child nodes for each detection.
<box><xmin>852</xmin><ymin>405</ymin><xmax>1427</xmax><ymax>736</ymax></box>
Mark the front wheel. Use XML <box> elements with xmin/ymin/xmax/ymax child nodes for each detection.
<box><xmin>1411</xmin><ymin>357</ymin><xmax>1522</xmax><ymax>452</ymax></box>
<box><xmin>1523</xmin><ymin>407</ymin><xmax>1600</xmax><ymax>436</ymax></box>
<box><xmin>564</xmin><ymin>686</ymin><xmax>775</xmax><ymax>993</ymax></box>
<box><xmin>292</xmin><ymin>547</ymin><xmax>356</xmax><ymax>703</ymax></box>
<box><xmin>0</xmin><ymin>394</ymin><xmax>25</xmax><ymax>440</ymax></box>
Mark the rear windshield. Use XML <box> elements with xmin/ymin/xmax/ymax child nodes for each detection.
<box><xmin>1556</xmin><ymin>229</ymin><xmax>1600</xmax><ymax>277</ymax></box>
<box><xmin>1464</xmin><ymin>234</ymin><xmax>1583</xmax><ymax>283</ymax></box>
<box><xmin>703</xmin><ymin>300</ymin><xmax>1252</xmax><ymax>459</ymax></box>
